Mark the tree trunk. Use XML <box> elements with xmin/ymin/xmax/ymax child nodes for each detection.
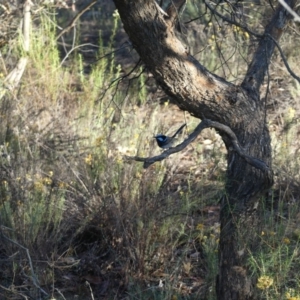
<box><xmin>217</xmin><ymin>116</ymin><xmax>273</xmax><ymax>299</ymax></box>
<box><xmin>112</xmin><ymin>0</ymin><xmax>296</xmax><ymax>298</ymax></box>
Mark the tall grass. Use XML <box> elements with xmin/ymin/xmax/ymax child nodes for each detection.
<box><xmin>0</xmin><ymin>10</ymin><xmax>220</xmax><ymax>299</ymax></box>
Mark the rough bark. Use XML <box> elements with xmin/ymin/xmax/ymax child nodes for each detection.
<box><xmin>112</xmin><ymin>0</ymin><xmax>296</xmax><ymax>298</ymax></box>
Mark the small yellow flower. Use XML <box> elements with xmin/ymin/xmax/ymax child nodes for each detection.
<box><xmin>95</xmin><ymin>136</ymin><xmax>103</xmax><ymax>146</ymax></box>
<box><xmin>288</xmin><ymin>107</ymin><xmax>296</xmax><ymax>120</ymax></box>
<box><xmin>58</xmin><ymin>182</ymin><xmax>67</xmax><ymax>189</ymax></box>
<box><xmin>42</xmin><ymin>177</ymin><xmax>52</xmax><ymax>185</ymax></box>
<box><xmin>285</xmin><ymin>289</ymin><xmax>300</xmax><ymax>300</ymax></box>
<box><xmin>283</xmin><ymin>237</ymin><xmax>290</xmax><ymax>244</ymax></box>
<box><xmin>256</xmin><ymin>275</ymin><xmax>273</xmax><ymax>290</ymax></box>
<box><xmin>85</xmin><ymin>154</ymin><xmax>93</xmax><ymax>166</ymax></box>
<box><xmin>244</xmin><ymin>32</ymin><xmax>249</xmax><ymax>39</ymax></box>
<box><xmin>196</xmin><ymin>223</ymin><xmax>205</xmax><ymax>231</ymax></box>
<box><xmin>286</xmin><ymin>295</ymin><xmax>300</xmax><ymax>300</ymax></box>
<box><xmin>135</xmin><ymin>172</ymin><xmax>142</xmax><ymax>179</ymax></box>
<box><xmin>34</xmin><ymin>181</ymin><xmax>44</xmax><ymax>192</ymax></box>
<box><xmin>116</xmin><ymin>156</ymin><xmax>122</xmax><ymax>165</ymax></box>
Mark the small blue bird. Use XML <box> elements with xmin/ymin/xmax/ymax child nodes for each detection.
<box><xmin>154</xmin><ymin>123</ymin><xmax>186</xmax><ymax>149</ymax></box>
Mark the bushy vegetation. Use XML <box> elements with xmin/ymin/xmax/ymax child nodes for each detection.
<box><xmin>0</xmin><ymin>1</ymin><xmax>300</xmax><ymax>299</ymax></box>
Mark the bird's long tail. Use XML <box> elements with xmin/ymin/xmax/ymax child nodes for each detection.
<box><xmin>171</xmin><ymin>123</ymin><xmax>186</xmax><ymax>138</ymax></box>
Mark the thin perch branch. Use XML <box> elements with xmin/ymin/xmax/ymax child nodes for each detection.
<box><xmin>125</xmin><ymin>119</ymin><xmax>270</xmax><ymax>172</ymax></box>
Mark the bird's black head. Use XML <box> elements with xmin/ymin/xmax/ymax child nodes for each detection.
<box><xmin>154</xmin><ymin>134</ymin><xmax>170</xmax><ymax>148</ymax></box>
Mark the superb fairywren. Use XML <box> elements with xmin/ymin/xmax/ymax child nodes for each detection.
<box><xmin>154</xmin><ymin>123</ymin><xmax>186</xmax><ymax>149</ymax></box>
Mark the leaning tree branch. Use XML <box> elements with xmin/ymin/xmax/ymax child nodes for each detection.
<box><xmin>125</xmin><ymin>119</ymin><xmax>270</xmax><ymax>172</ymax></box>
<box><xmin>241</xmin><ymin>0</ymin><xmax>297</xmax><ymax>95</ymax></box>
<box><xmin>205</xmin><ymin>0</ymin><xmax>300</xmax><ymax>85</ymax></box>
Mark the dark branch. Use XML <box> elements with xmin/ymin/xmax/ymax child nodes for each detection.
<box><xmin>125</xmin><ymin>120</ymin><xmax>209</xmax><ymax>168</ymax></box>
<box><xmin>205</xmin><ymin>0</ymin><xmax>300</xmax><ymax>86</ymax></box>
<box><xmin>266</xmin><ymin>34</ymin><xmax>300</xmax><ymax>83</ymax></box>
<box><xmin>125</xmin><ymin>119</ymin><xmax>270</xmax><ymax>172</ymax></box>
<box><xmin>241</xmin><ymin>0</ymin><xmax>297</xmax><ymax>95</ymax></box>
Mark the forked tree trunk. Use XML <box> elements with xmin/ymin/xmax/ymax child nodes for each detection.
<box><xmin>112</xmin><ymin>0</ymin><xmax>296</xmax><ymax>298</ymax></box>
